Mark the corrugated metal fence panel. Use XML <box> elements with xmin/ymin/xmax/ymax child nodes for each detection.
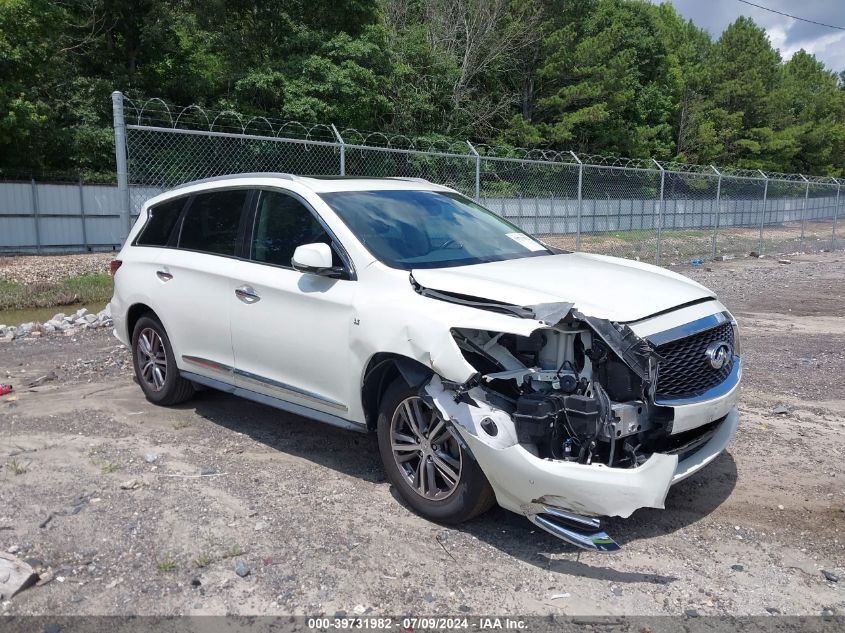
<box><xmin>0</xmin><ymin>181</ymin><xmax>839</xmax><ymax>253</ymax></box>
<box><xmin>0</xmin><ymin>182</ymin><xmax>34</xmax><ymax>215</ymax></box>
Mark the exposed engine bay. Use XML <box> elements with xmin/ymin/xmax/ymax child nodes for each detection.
<box><xmin>448</xmin><ymin>316</ymin><xmax>679</xmax><ymax>469</ymax></box>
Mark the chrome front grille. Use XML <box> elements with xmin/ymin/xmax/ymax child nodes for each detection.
<box><xmin>654</xmin><ymin>322</ymin><xmax>735</xmax><ymax>400</ymax></box>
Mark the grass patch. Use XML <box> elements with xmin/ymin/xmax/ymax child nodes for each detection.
<box><xmin>6</xmin><ymin>458</ymin><xmax>28</xmax><ymax>475</ymax></box>
<box><xmin>0</xmin><ymin>274</ymin><xmax>113</xmax><ymax>311</ymax></box>
<box><xmin>222</xmin><ymin>545</ymin><xmax>244</xmax><ymax>559</ymax></box>
<box><xmin>100</xmin><ymin>462</ymin><xmax>121</xmax><ymax>474</ymax></box>
<box><xmin>156</xmin><ymin>553</ymin><xmax>177</xmax><ymax>573</ymax></box>
<box><xmin>172</xmin><ymin>419</ymin><xmax>192</xmax><ymax>430</ymax></box>
<box><xmin>193</xmin><ymin>553</ymin><xmax>213</xmax><ymax>568</ymax></box>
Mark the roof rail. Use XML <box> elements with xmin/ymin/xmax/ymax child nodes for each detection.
<box><xmin>170</xmin><ymin>172</ymin><xmax>295</xmax><ymax>190</ymax></box>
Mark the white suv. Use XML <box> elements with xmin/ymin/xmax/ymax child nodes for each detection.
<box><xmin>111</xmin><ymin>173</ymin><xmax>740</xmax><ymax>551</ymax></box>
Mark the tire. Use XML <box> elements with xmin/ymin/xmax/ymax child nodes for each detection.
<box><xmin>131</xmin><ymin>314</ymin><xmax>194</xmax><ymax>406</ymax></box>
<box><xmin>377</xmin><ymin>377</ymin><xmax>495</xmax><ymax>524</ymax></box>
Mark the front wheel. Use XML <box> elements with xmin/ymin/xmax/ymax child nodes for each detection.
<box><xmin>377</xmin><ymin>378</ymin><xmax>495</xmax><ymax>524</ymax></box>
<box><xmin>131</xmin><ymin>314</ymin><xmax>194</xmax><ymax>406</ymax></box>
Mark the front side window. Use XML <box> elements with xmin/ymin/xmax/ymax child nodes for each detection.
<box><xmin>135</xmin><ymin>197</ymin><xmax>187</xmax><ymax>246</ymax></box>
<box><xmin>250</xmin><ymin>190</ymin><xmax>339</xmax><ymax>267</ymax></box>
<box><xmin>178</xmin><ymin>190</ymin><xmax>248</xmax><ymax>256</ymax></box>
<box><xmin>319</xmin><ymin>190</ymin><xmax>552</xmax><ymax>270</ymax></box>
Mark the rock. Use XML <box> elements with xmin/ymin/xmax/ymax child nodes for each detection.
<box><xmin>822</xmin><ymin>570</ymin><xmax>839</xmax><ymax>583</ymax></box>
<box><xmin>254</xmin><ymin>521</ymin><xmax>268</xmax><ymax>531</ymax></box>
<box><xmin>765</xmin><ymin>607</ymin><xmax>781</xmax><ymax>614</ymax></box>
<box><xmin>773</xmin><ymin>405</ymin><xmax>790</xmax><ymax>415</ymax></box>
<box><xmin>424</xmin><ymin>591</ymin><xmax>435</xmax><ymax>603</ymax></box>
<box><xmin>30</xmin><ymin>332</ymin><xmax>42</xmax><ymax>338</ymax></box>
<box><xmin>749</xmin><ymin>251</ymin><xmax>760</xmax><ymax>258</ymax></box>
<box><xmin>610</xmin><ymin>585</ymin><xmax>622</xmax><ymax>596</ymax></box>
<box><xmin>84</xmin><ymin>314</ymin><xmax>98</xmax><ymax>325</ymax></box>
<box><xmin>352</xmin><ymin>605</ymin><xmax>367</xmax><ymax>615</ymax></box>
<box><xmin>684</xmin><ymin>609</ymin><xmax>700</xmax><ymax>618</ymax></box>
<box><xmin>778</xmin><ymin>259</ymin><xmax>791</xmax><ymax>264</ymax></box>
<box><xmin>191</xmin><ymin>576</ymin><xmax>202</xmax><ymax>587</ymax></box>
<box><xmin>119</xmin><ymin>479</ymin><xmax>139</xmax><ymax>490</ymax></box>
<box><xmin>234</xmin><ymin>560</ymin><xmax>250</xmax><ymax>577</ymax></box>
<box><xmin>731</xmin><ymin>564</ymin><xmax>744</xmax><ymax>572</ymax></box>
<box><xmin>43</xmin><ymin>325</ymin><xmax>55</xmax><ymax>334</ymax></box>
<box><xmin>144</xmin><ymin>453</ymin><xmax>159</xmax><ymax>463</ymax></box>
<box><xmin>6</xmin><ymin>546</ymin><xmax>20</xmax><ymax>555</ymax></box>
<box><xmin>52</xmin><ymin>313</ymin><xmax>65</xmax><ymax>322</ymax></box>
<box><xmin>0</xmin><ymin>553</ymin><xmax>38</xmax><ymax>599</ymax></box>
<box><xmin>76</xmin><ymin>308</ymin><xmax>89</xmax><ymax>318</ymax></box>
<box><xmin>777</xmin><ymin>504</ymin><xmax>784</xmax><ymax>510</ymax></box>
<box><xmin>26</xmin><ymin>371</ymin><xmax>58</xmax><ymax>388</ymax></box>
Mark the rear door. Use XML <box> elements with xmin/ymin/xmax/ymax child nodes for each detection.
<box><xmin>154</xmin><ymin>188</ymin><xmax>252</xmax><ymax>381</ymax></box>
<box><xmin>228</xmin><ymin>188</ymin><xmax>358</xmax><ymax>419</ymax></box>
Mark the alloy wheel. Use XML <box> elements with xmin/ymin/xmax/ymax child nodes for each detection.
<box><xmin>390</xmin><ymin>396</ymin><xmax>463</xmax><ymax>500</ymax></box>
<box><xmin>137</xmin><ymin>327</ymin><xmax>167</xmax><ymax>391</ymax></box>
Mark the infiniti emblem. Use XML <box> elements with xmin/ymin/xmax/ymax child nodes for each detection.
<box><xmin>705</xmin><ymin>341</ymin><xmax>732</xmax><ymax>370</ymax></box>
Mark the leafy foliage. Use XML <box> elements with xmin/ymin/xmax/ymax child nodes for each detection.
<box><xmin>0</xmin><ymin>0</ymin><xmax>843</xmax><ymax>178</ymax></box>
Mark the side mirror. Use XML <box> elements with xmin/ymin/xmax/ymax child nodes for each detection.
<box><xmin>292</xmin><ymin>242</ymin><xmax>342</xmax><ymax>277</ymax></box>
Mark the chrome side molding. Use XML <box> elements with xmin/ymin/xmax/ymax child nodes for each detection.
<box><xmin>181</xmin><ymin>355</ymin><xmax>347</xmax><ymax>411</ymax></box>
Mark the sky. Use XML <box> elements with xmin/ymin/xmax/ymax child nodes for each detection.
<box><xmin>650</xmin><ymin>0</ymin><xmax>845</xmax><ymax>72</ymax></box>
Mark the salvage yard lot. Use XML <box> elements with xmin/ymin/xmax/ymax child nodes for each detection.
<box><xmin>1</xmin><ymin>253</ymin><xmax>843</xmax><ymax>616</ymax></box>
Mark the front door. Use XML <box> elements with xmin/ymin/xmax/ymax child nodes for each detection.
<box><xmin>229</xmin><ymin>189</ymin><xmax>357</xmax><ymax>420</ymax></box>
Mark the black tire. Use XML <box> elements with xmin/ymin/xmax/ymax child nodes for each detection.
<box><xmin>131</xmin><ymin>314</ymin><xmax>194</xmax><ymax>406</ymax></box>
<box><xmin>377</xmin><ymin>377</ymin><xmax>495</xmax><ymax>524</ymax></box>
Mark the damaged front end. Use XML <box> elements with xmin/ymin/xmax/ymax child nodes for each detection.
<box><xmin>413</xmin><ymin>279</ymin><xmax>740</xmax><ymax>551</ymax></box>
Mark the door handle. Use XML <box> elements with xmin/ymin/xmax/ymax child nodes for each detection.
<box><xmin>156</xmin><ymin>270</ymin><xmax>173</xmax><ymax>282</ymax></box>
<box><xmin>235</xmin><ymin>285</ymin><xmax>261</xmax><ymax>304</ymax></box>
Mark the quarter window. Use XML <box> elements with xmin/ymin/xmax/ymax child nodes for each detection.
<box><xmin>178</xmin><ymin>190</ymin><xmax>248</xmax><ymax>256</ymax></box>
<box><xmin>250</xmin><ymin>190</ymin><xmax>339</xmax><ymax>267</ymax></box>
<box><xmin>135</xmin><ymin>197</ymin><xmax>187</xmax><ymax>247</ymax></box>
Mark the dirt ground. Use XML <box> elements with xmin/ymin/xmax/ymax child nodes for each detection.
<box><xmin>0</xmin><ymin>252</ymin><xmax>843</xmax><ymax>617</ymax></box>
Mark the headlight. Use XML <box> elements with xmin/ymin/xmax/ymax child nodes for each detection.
<box><xmin>731</xmin><ymin>320</ymin><xmax>741</xmax><ymax>357</ymax></box>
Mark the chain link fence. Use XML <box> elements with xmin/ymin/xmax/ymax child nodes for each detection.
<box><xmin>13</xmin><ymin>91</ymin><xmax>843</xmax><ymax>261</ymax></box>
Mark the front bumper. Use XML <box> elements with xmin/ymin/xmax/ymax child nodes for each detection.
<box><xmin>455</xmin><ymin>406</ymin><xmax>739</xmax><ymax>519</ymax></box>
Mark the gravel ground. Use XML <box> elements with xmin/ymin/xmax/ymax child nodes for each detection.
<box><xmin>0</xmin><ymin>252</ymin><xmax>843</xmax><ymax>616</ymax></box>
<box><xmin>0</xmin><ymin>253</ymin><xmax>115</xmax><ymax>285</ymax></box>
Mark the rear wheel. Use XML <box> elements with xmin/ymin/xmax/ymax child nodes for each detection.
<box><xmin>131</xmin><ymin>315</ymin><xmax>194</xmax><ymax>406</ymax></box>
<box><xmin>377</xmin><ymin>378</ymin><xmax>495</xmax><ymax>523</ymax></box>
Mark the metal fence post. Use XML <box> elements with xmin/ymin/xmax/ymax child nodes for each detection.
<box><xmin>111</xmin><ymin>91</ymin><xmax>132</xmax><ymax>241</ymax></box>
<box><xmin>758</xmin><ymin>170</ymin><xmax>768</xmax><ymax>255</ymax></box>
<box><xmin>467</xmin><ymin>141</ymin><xmax>480</xmax><ymax>202</ymax></box>
<box><xmin>30</xmin><ymin>177</ymin><xmax>41</xmax><ymax>254</ymax></box>
<box><xmin>78</xmin><ymin>176</ymin><xmax>89</xmax><ymax>251</ymax></box>
<box><xmin>652</xmin><ymin>159</ymin><xmax>664</xmax><ymax>266</ymax></box>
<box><xmin>710</xmin><ymin>166</ymin><xmax>721</xmax><ymax>259</ymax></box>
<box><xmin>570</xmin><ymin>151</ymin><xmax>583</xmax><ymax>250</ymax></box>
<box><xmin>331</xmin><ymin>124</ymin><xmax>345</xmax><ymax>176</ymax></box>
<box><xmin>834</xmin><ymin>178</ymin><xmax>841</xmax><ymax>249</ymax></box>
<box><xmin>799</xmin><ymin>174</ymin><xmax>809</xmax><ymax>247</ymax></box>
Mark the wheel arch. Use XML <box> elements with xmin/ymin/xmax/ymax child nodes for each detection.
<box><xmin>360</xmin><ymin>353</ymin><xmax>433</xmax><ymax>432</ymax></box>
<box><xmin>126</xmin><ymin>302</ymin><xmax>159</xmax><ymax>341</ymax></box>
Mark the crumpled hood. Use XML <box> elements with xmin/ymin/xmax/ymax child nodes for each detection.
<box><xmin>412</xmin><ymin>252</ymin><xmax>714</xmax><ymax>323</ymax></box>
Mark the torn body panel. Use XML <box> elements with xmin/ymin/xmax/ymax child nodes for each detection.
<box><xmin>425</xmin><ymin>375</ymin><xmax>739</xmax><ymax>520</ymax></box>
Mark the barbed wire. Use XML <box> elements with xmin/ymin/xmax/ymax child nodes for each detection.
<box><xmin>121</xmin><ymin>96</ymin><xmax>842</xmax><ymax>183</ymax></box>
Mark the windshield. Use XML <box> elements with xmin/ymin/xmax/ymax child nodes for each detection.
<box><xmin>319</xmin><ymin>190</ymin><xmax>553</xmax><ymax>270</ymax></box>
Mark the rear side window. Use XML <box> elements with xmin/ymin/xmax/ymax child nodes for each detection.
<box><xmin>250</xmin><ymin>190</ymin><xmax>338</xmax><ymax>267</ymax></box>
<box><xmin>135</xmin><ymin>197</ymin><xmax>186</xmax><ymax>246</ymax></box>
<box><xmin>178</xmin><ymin>190</ymin><xmax>248</xmax><ymax>256</ymax></box>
